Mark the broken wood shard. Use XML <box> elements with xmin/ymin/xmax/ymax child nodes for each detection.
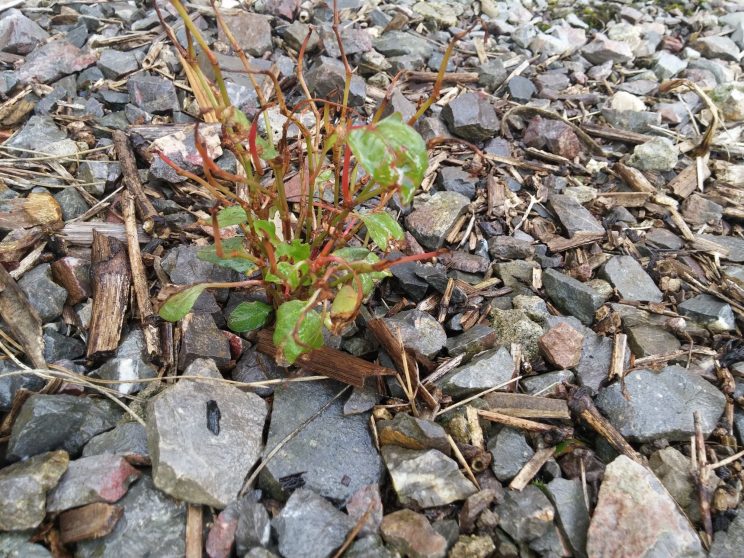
<box><xmin>0</xmin><ymin>263</ymin><xmax>46</xmax><ymax>369</ymax></box>
<box><xmin>86</xmin><ymin>231</ymin><xmax>131</xmax><ymax>360</ymax></box>
<box><xmin>483</xmin><ymin>392</ymin><xmax>571</xmax><ymax>420</ymax></box>
<box><xmin>59</xmin><ymin>503</ymin><xmax>123</xmax><ymax>545</ymax></box>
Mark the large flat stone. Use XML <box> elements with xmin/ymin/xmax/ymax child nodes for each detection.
<box><xmin>599</xmin><ymin>255</ymin><xmax>663</xmax><ymax>303</ymax></box>
<box><xmin>542</xmin><ymin>269</ymin><xmax>604</xmax><ymax>325</ymax></box>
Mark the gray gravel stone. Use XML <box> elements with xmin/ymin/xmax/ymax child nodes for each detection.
<box><xmin>627</xmin><ymin>137</ymin><xmax>679</xmax><ymax>171</ymax></box>
<box><xmin>306</xmin><ymin>56</ymin><xmax>366</xmax><ymax>106</ymax></box>
<box><xmin>0</xmin><ymin>9</ymin><xmax>49</xmax><ymax>54</ymax></box>
<box><xmin>587</xmin><ymin>455</ymin><xmax>704</xmax><ymax>558</ymax></box>
<box><xmin>549</xmin><ymin>194</ymin><xmax>604</xmax><ymax>238</ymax></box>
<box><xmin>654</xmin><ymin>51</ymin><xmax>687</xmax><ymax>80</ymax></box>
<box><xmin>384</xmin><ymin>309</ymin><xmax>447</xmax><ymax>359</ymax></box>
<box><xmin>546</xmin><ymin>478</ymin><xmax>590</xmax><ymax>558</ymax></box>
<box><xmin>234</xmin><ymin>492</ymin><xmax>272</xmax><ymax>554</ymax></box>
<box><xmin>8</xmin><ymin>394</ymin><xmax>122</xmax><ymax>460</ymax></box>
<box><xmin>437</xmin><ymin>166</ymin><xmax>478</xmax><ymax>200</ymax></box>
<box><xmin>496</xmin><ymin>486</ymin><xmax>558</xmax><ymax>550</ymax></box>
<box><xmin>372</xmin><ymin>30</ymin><xmax>433</xmax><ymax>61</ymax></box>
<box><xmin>42</xmin><ymin>329</ymin><xmax>85</xmax><ymax>363</ymax></box>
<box><xmin>507</xmin><ymin>76</ymin><xmax>536</xmax><ymax>102</ymax></box>
<box><xmin>478</xmin><ymin>59</ymin><xmax>507</xmax><ymax>91</ymax></box>
<box><xmin>82</xmin><ymin>421</ymin><xmax>150</xmax><ymax>464</ymax></box>
<box><xmin>626</xmin><ymin>324</ymin><xmax>680</xmax><ymax>358</ymax></box>
<box><xmin>405</xmin><ymin>191</ymin><xmax>470</xmax><ymax>250</ymax></box>
<box><xmin>441</xmin><ymin>92</ymin><xmax>500</xmax><ymax>141</ymax></box>
<box><xmin>709</xmin><ymin>503</ymin><xmax>744</xmax><ymax>558</ymax></box>
<box><xmin>97</xmin><ymin>48</ymin><xmax>138</xmax><ymax>79</ymax></box>
<box><xmin>697</xmin><ymin>233</ymin><xmax>744</xmax><ymax>262</ymax></box>
<box><xmin>677</xmin><ymin>294</ymin><xmax>736</xmax><ymax>332</ymax></box>
<box><xmin>0</xmin><ymin>532</ymin><xmax>52</xmax><ymax>557</ymax></box>
<box><xmin>382</xmin><ymin>446</ymin><xmax>477</xmax><ymax>508</ymax></box>
<box><xmin>445</xmin><ymin>324</ymin><xmax>498</xmax><ymax>362</ymax></box>
<box><xmin>543</xmin><ymin>268</ymin><xmax>605</xmax><ymax>325</ymax></box>
<box><xmin>378</xmin><ymin>412</ymin><xmax>450</xmax><ymax>455</ymax></box>
<box><xmin>600</xmin><ymin>255</ymin><xmax>663</xmax><ymax>303</ymax></box>
<box><xmin>0</xmin><ymin>451</ymin><xmax>68</xmax><ymax>531</ymax></box>
<box><xmin>488</xmin><ymin>427</ymin><xmax>534</xmax><ymax>481</ymax></box>
<box><xmin>582</xmin><ymin>35</ymin><xmax>634</xmax><ymax>64</ymax></box>
<box><xmin>260</xmin><ymin>380</ymin><xmax>383</xmax><ymax>504</ymax></box>
<box><xmin>380</xmin><ymin>509</ymin><xmax>447</xmax><ymax>558</ymax></box>
<box><xmin>595</xmin><ymin>365</ymin><xmax>726</xmax><ymax>443</ymax></box>
<box><xmin>147</xmin><ymin>379</ymin><xmax>267</xmax><ymax>508</ymax></box>
<box><xmin>273</xmin><ymin>488</ymin><xmax>355</xmax><ymax>558</ymax></box>
<box><xmin>0</xmin><ymin>363</ymin><xmax>45</xmax><ymax>413</ymax></box>
<box><xmin>76</xmin><ymin>475</ymin><xmax>186</xmax><ymax>558</ymax></box>
<box><xmin>127</xmin><ymin>74</ymin><xmax>179</xmax><ymax>113</ymax></box>
<box><xmin>18</xmin><ymin>263</ymin><xmax>67</xmax><ymax>322</ymax></box>
<box><xmin>178</xmin><ymin>312</ymin><xmax>231</xmax><ymax>371</ymax></box>
<box><xmin>440</xmin><ymin>347</ymin><xmax>514</xmax><ymax>397</ymax></box>
<box><xmin>522</xmin><ymin>369</ymin><xmax>575</xmax><ymax>396</ymax></box>
<box><xmin>218</xmin><ymin>12</ymin><xmax>272</xmax><ymax>57</ymax></box>
<box><xmin>54</xmin><ymin>187</ymin><xmax>89</xmax><ymax>220</ymax></box>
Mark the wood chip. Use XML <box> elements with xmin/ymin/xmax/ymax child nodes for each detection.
<box><xmin>0</xmin><ymin>263</ymin><xmax>46</xmax><ymax>369</ymax></box>
<box><xmin>59</xmin><ymin>503</ymin><xmax>123</xmax><ymax>545</ymax></box>
<box><xmin>483</xmin><ymin>392</ymin><xmax>570</xmax><ymax>420</ymax></box>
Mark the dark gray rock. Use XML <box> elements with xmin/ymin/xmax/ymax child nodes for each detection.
<box><xmin>77</xmin><ymin>159</ymin><xmax>121</xmax><ymax>196</ymax></box>
<box><xmin>8</xmin><ymin>394</ymin><xmax>122</xmax><ymax>460</ymax></box>
<box><xmin>522</xmin><ymin>370</ymin><xmax>574</xmax><ymax>396</ymax></box>
<box><xmin>587</xmin><ymin>455</ymin><xmax>704</xmax><ymax>558</ymax></box>
<box><xmin>0</xmin><ymin>532</ymin><xmax>52</xmax><ymax>557</ymax></box>
<box><xmin>76</xmin><ymin>475</ymin><xmax>186</xmax><ymax>558</ymax></box>
<box><xmin>3</xmin><ymin>115</ymin><xmax>67</xmax><ymax>154</ymax></box>
<box><xmin>161</xmin><ymin>244</ymin><xmax>240</xmax><ymax>287</ymax></box>
<box><xmin>260</xmin><ymin>380</ymin><xmax>383</xmax><ymax>504</ymax></box>
<box><xmin>83</xmin><ymin>421</ymin><xmax>150</xmax><ymax>464</ymax></box>
<box><xmin>445</xmin><ymin>324</ymin><xmax>498</xmax><ymax>362</ymax></box>
<box><xmin>306</xmin><ymin>56</ymin><xmax>366</xmax><ymax>106</ymax></box>
<box><xmin>440</xmin><ymin>347</ymin><xmax>514</xmax><ymax>397</ymax></box>
<box><xmin>627</xmin><ymin>324</ymin><xmax>680</xmax><ymax>357</ymax></box>
<box><xmin>599</xmin><ymin>255</ymin><xmax>663</xmax><ymax>303</ymax></box>
<box><xmin>97</xmin><ymin>48</ymin><xmax>138</xmax><ymax>79</ymax></box>
<box><xmin>549</xmin><ymin>194</ymin><xmax>604</xmax><ymax>238</ymax></box>
<box><xmin>372</xmin><ymin>30</ymin><xmax>433</xmax><ymax>61</ymax></box>
<box><xmin>546</xmin><ymin>478</ymin><xmax>590</xmax><ymax>558</ymax></box>
<box><xmin>18</xmin><ymin>40</ymin><xmax>96</xmax><ymax>84</ymax></box>
<box><xmin>478</xmin><ymin>59</ymin><xmax>507</xmax><ymax>91</ymax></box>
<box><xmin>127</xmin><ymin>75</ymin><xmax>179</xmax><ymax>113</ymax></box>
<box><xmin>42</xmin><ymin>330</ymin><xmax>85</xmax><ymax>363</ymax></box>
<box><xmin>273</xmin><ymin>489</ymin><xmax>355</xmax><ymax>558</ymax></box>
<box><xmin>389</xmin><ymin>255</ymin><xmax>430</xmax><ymax>300</ymax></box>
<box><xmin>678</xmin><ymin>294</ymin><xmax>735</xmax><ymax>332</ymax></box>
<box><xmin>0</xmin><ymin>9</ymin><xmax>49</xmax><ymax>54</ymax></box>
<box><xmin>576</xmin><ymin>333</ymin><xmax>614</xmax><ymax>392</ymax></box>
<box><xmin>54</xmin><ymin>187</ymin><xmax>89</xmax><ymax>220</ymax></box>
<box><xmin>0</xmin><ymin>451</ymin><xmax>68</xmax><ymax>531</ymax></box>
<box><xmin>18</xmin><ymin>263</ymin><xmax>67</xmax><ymax>323</ymax></box>
<box><xmin>378</xmin><ymin>412</ymin><xmax>450</xmax><ymax>455</ymax></box>
<box><xmin>488</xmin><ymin>236</ymin><xmax>535</xmax><ymax>260</ymax></box>
<box><xmin>488</xmin><ymin>427</ymin><xmax>534</xmax><ymax>481</ymax></box>
<box><xmin>697</xmin><ymin>233</ymin><xmax>744</xmax><ymax>263</ymax></box>
<box><xmin>441</xmin><ymin>92</ymin><xmax>500</xmax><ymax>141</ymax></box>
<box><xmin>382</xmin><ymin>446</ymin><xmax>477</xmax><ymax>508</ymax></box>
<box><xmin>405</xmin><ymin>191</ymin><xmax>470</xmax><ymax>250</ymax></box>
<box><xmin>147</xmin><ymin>379</ymin><xmax>267</xmax><ymax>508</ymax></box>
<box><xmin>232</xmin><ymin>346</ymin><xmax>284</xmax><ymax>396</ymax></box>
<box><xmin>218</xmin><ymin>12</ymin><xmax>272</xmax><ymax>57</ymax></box>
<box><xmin>234</xmin><ymin>492</ymin><xmax>271</xmax><ymax>554</ymax></box>
<box><xmin>495</xmin><ymin>259</ymin><xmax>539</xmax><ymax>296</ymax></box>
<box><xmin>94</xmin><ymin>328</ymin><xmax>158</xmax><ymax>395</ymax></box>
<box><xmin>178</xmin><ymin>312</ymin><xmax>231</xmax><ymax>371</ymax></box>
<box><xmin>596</xmin><ymin>365</ymin><xmax>726</xmax><ymax>443</ymax></box>
<box><xmin>507</xmin><ymin>76</ymin><xmax>536</xmax><ymax>102</ymax></box>
<box><xmin>496</xmin><ymin>485</ymin><xmax>558</xmax><ymax>549</ymax></box>
<box><xmin>437</xmin><ymin>166</ymin><xmax>478</xmax><ymax>200</ymax></box>
<box><xmin>543</xmin><ymin>268</ymin><xmax>605</xmax><ymax>325</ymax></box>
<box><xmin>0</xmin><ymin>363</ymin><xmax>45</xmax><ymax>412</ymax></box>
<box><xmin>383</xmin><ymin>309</ymin><xmax>447</xmax><ymax>359</ymax></box>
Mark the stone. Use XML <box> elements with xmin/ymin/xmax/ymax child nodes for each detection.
<box><xmin>234</xmin><ymin>492</ymin><xmax>272</xmax><ymax>553</ymax></box>
<box><xmin>549</xmin><ymin>194</ymin><xmax>604</xmax><ymax>238</ymax></box>
<box><xmin>18</xmin><ymin>40</ymin><xmax>97</xmax><ymax>84</ymax></box>
<box><xmin>648</xmin><ymin>446</ymin><xmax>707</xmax><ymax>521</ymax></box>
<box><xmin>576</xmin><ymin>332</ymin><xmax>614</xmax><ymax>392</ymax></box>
<box><xmin>148</xmin><ymin>123</ymin><xmax>222</xmax><ymax>183</ymax></box>
<box><xmin>382</xmin><ymin>446</ymin><xmax>477</xmax><ymax>508</ymax></box>
<box><xmin>646</xmin><ymin>227</ymin><xmax>685</xmax><ymax>250</ymax></box>
<box><xmin>678</xmin><ymin>294</ymin><xmax>736</xmax><ymax>332</ymax></box>
<box><xmin>582</xmin><ymin>35</ymin><xmax>634</xmax><ymax>65</ymax></box>
<box><xmin>545</xmin><ymin>478</ymin><xmax>590</xmax><ymax>558</ymax></box>
<box><xmin>653</xmin><ymin>50</ymin><xmax>689</xmax><ymax>80</ymax></box>
<box><xmin>231</xmin><ymin>347</ymin><xmax>283</xmax><ymax>396</ymax></box>
<box><xmin>147</xmin><ymin>379</ymin><xmax>267</xmax><ymax>508</ymax></box>
<box><xmin>490</xmin><ymin>308</ymin><xmax>543</xmax><ymax>361</ymax></box>
<box><xmin>345</xmin><ymin>535</ymin><xmax>398</xmax><ymax>558</ymax></box>
<box><xmin>378</xmin><ymin>412</ymin><xmax>450</xmax><ymax>454</ymax></box>
<box><xmin>273</xmin><ymin>488</ymin><xmax>355</xmax><ymax>558</ymax></box>
<box><xmin>522</xmin><ymin>370</ymin><xmax>574</xmax><ymax>396</ymax></box>
<box><xmin>507</xmin><ymin>76</ymin><xmax>536</xmax><ymax>102</ymax></box>
<box><xmin>83</xmin><ymin>421</ymin><xmax>150</xmax><ymax>464</ymax></box>
<box><xmin>709</xmin><ymin>504</ymin><xmax>744</xmax><ymax>558</ymax></box>
<box><xmin>439</xmin><ymin>250</ymin><xmax>489</xmax><ymax>273</ymax></box>
<box><xmin>587</xmin><ymin>455</ymin><xmax>704</xmax><ymax>558</ymax></box>
<box><xmin>437</xmin><ymin>166</ymin><xmax>478</xmax><ymax>200</ymax></box>
<box><xmin>628</xmin><ymin>137</ymin><xmax>679</xmax><ymax>171</ymax></box>
<box><xmin>54</xmin><ymin>187</ymin><xmax>89</xmax><ymax>220</ymax></box>
<box><xmin>383</xmin><ymin>309</ymin><xmax>447</xmax><ymax>359</ymax></box>
<box><xmin>127</xmin><ymin>75</ymin><xmax>179</xmax><ymax>113</ymax></box>
<box><xmin>523</xmin><ymin>117</ymin><xmax>581</xmax><ymax>159</ymax></box>
<box><xmin>543</xmin><ymin>268</ymin><xmax>605</xmax><ymax>325</ymax></box>
<box><xmin>599</xmin><ymin>255</ymin><xmax>663</xmax><ymax>303</ymax></box>
<box><xmin>306</xmin><ymin>56</ymin><xmax>366</xmax><ymax>106</ymax></box>
<box><xmin>697</xmin><ymin>233</ymin><xmax>744</xmax><ymax>262</ymax></box>
<box><xmin>162</xmin><ymin>244</ymin><xmax>240</xmax><ymax>287</ymax></box>
<box><xmin>97</xmin><ymin>49</ymin><xmax>138</xmax><ymax>79</ymax></box>
<box><xmin>219</xmin><ymin>12</ymin><xmax>272</xmax><ymax>56</ymax></box>
<box><xmin>0</xmin><ymin>532</ymin><xmax>52</xmax><ymax>557</ymax></box>
<box><xmin>46</xmin><ymin>454</ymin><xmax>140</xmax><ymax>512</ymax></box>
<box><xmin>539</xmin><ymin>322</ymin><xmax>584</xmax><ymax>369</ymax></box>
<box><xmin>18</xmin><ymin>263</ymin><xmax>67</xmax><ymax>323</ymax></box>
<box><xmin>608</xmin><ymin>91</ymin><xmax>646</xmax><ymax>112</ymax></box>
<box><xmin>488</xmin><ymin>236</ymin><xmax>535</xmax><ymax>260</ymax></box>
<box><xmin>346</xmin><ymin>484</ymin><xmax>383</xmax><ymax>536</ymax></box>
<box><xmin>43</xmin><ymin>330</ymin><xmax>85</xmax><ymax>363</ymax></box>
<box><xmin>373</xmin><ymin>30</ymin><xmax>433</xmax><ymax>62</ymax></box>
<box><xmin>0</xmin><ymin>364</ymin><xmax>45</xmax><ymax>412</ymax></box>
<box><xmin>8</xmin><ymin>394</ymin><xmax>122</xmax><ymax>460</ymax></box>
<box><xmin>260</xmin><ymin>380</ymin><xmax>383</xmax><ymax>504</ymax></box>
<box><xmin>478</xmin><ymin>59</ymin><xmax>507</xmax><ymax>91</ymax></box>
<box><xmin>77</xmin><ymin>159</ymin><xmax>121</xmax><ymax>195</ymax></box>
<box><xmin>596</xmin><ymin>365</ymin><xmax>726</xmax><ymax>443</ymax></box>
<box><xmin>445</xmin><ymin>324</ymin><xmax>498</xmax><ymax>362</ymax></box>
<box><xmin>535</xmin><ymin>71</ymin><xmax>571</xmax><ymax>92</ymax></box>
<box><xmin>681</xmin><ymin>193</ymin><xmax>723</xmax><ymax>226</ymax></box>
<box><xmin>440</xmin><ymin>347</ymin><xmax>515</xmax><ymax>397</ymax></box>
<box><xmin>488</xmin><ymin>427</ymin><xmax>534</xmax><ymax>481</ymax></box>
<box><xmin>710</xmin><ymin>83</ymin><xmax>744</xmax><ymax>122</ymax></box>
<box><xmin>404</xmin><ymin>191</ymin><xmax>469</xmax><ymax>250</ymax></box>
<box><xmin>178</xmin><ymin>312</ymin><xmax>231</xmax><ymax>371</ymax></box>
<box><xmin>627</xmin><ymin>325</ymin><xmax>680</xmax><ymax>358</ymax></box>
<box><xmin>380</xmin><ymin>509</ymin><xmax>447</xmax><ymax>558</ymax></box>
<box><xmin>0</xmin><ymin>9</ymin><xmax>49</xmax><ymax>54</ymax></box>
<box><xmin>449</xmin><ymin>535</ymin><xmax>496</xmax><ymax>558</ymax></box>
<box><xmin>76</xmin><ymin>475</ymin><xmax>186</xmax><ymax>558</ymax></box>
<box><xmin>693</xmin><ymin>36</ymin><xmax>740</xmax><ymax>62</ymax></box>
<box><xmin>496</xmin><ymin>485</ymin><xmax>556</xmax><ymax>547</ymax></box>
<box><xmin>0</xmin><ymin>451</ymin><xmax>68</xmax><ymax>531</ymax></box>
<box><xmin>441</xmin><ymin>92</ymin><xmax>499</xmax><ymax>141</ymax></box>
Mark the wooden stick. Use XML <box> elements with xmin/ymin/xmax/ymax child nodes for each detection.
<box><xmin>86</xmin><ymin>231</ymin><xmax>131</xmax><ymax>360</ymax></box>
<box><xmin>693</xmin><ymin>411</ymin><xmax>713</xmax><ymax>544</ymax></box>
<box><xmin>121</xmin><ymin>191</ymin><xmax>161</xmax><ymax>359</ymax></box>
<box><xmin>484</xmin><ymin>392</ymin><xmax>571</xmax><ymax>420</ymax></box>
<box><xmin>113</xmin><ymin>130</ymin><xmax>162</xmax><ymax>235</ymax></box>
<box><xmin>255</xmin><ymin>329</ymin><xmax>394</xmax><ymax>389</ymax></box>
<box><xmin>477</xmin><ymin>410</ymin><xmax>571</xmax><ymax>439</ymax></box>
<box><xmin>405</xmin><ymin>70</ymin><xmax>479</xmax><ymax>83</ymax></box>
<box><xmin>0</xmin><ymin>264</ymin><xmax>46</xmax><ymax>369</ymax></box>
<box><xmin>613</xmin><ymin>162</ymin><xmax>656</xmax><ymax>194</ymax></box>
<box><xmin>567</xmin><ymin>386</ymin><xmax>644</xmax><ymax>465</ymax></box>
<box><xmin>509</xmin><ymin>447</ymin><xmax>555</xmax><ymax>491</ymax></box>
<box><xmin>608</xmin><ymin>333</ymin><xmax>627</xmax><ymax>382</ymax></box>
<box><xmin>185</xmin><ymin>504</ymin><xmax>203</xmax><ymax>558</ymax></box>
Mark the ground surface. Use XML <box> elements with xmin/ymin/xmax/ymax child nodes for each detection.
<box><xmin>1</xmin><ymin>0</ymin><xmax>744</xmax><ymax>557</ymax></box>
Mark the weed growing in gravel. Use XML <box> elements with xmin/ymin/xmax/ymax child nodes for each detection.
<box><xmin>155</xmin><ymin>0</ymin><xmax>455</xmax><ymax>364</ymax></box>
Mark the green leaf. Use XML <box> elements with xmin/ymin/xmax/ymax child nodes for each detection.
<box><xmin>228</xmin><ymin>301</ymin><xmax>273</xmax><ymax>332</ymax></box>
<box><xmin>253</xmin><ymin>220</ymin><xmax>278</xmax><ymax>242</ymax></box>
<box><xmin>331</xmin><ymin>284</ymin><xmax>360</xmax><ymax>321</ymax></box>
<box><xmin>275</xmin><ymin>239</ymin><xmax>311</xmax><ymax>262</ymax></box>
<box><xmin>197</xmin><ymin>238</ymin><xmax>256</xmax><ymax>273</ymax></box>
<box><xmin>332</xmin><ymin>247</ymin><xmax>391</xmax><ymax>295</ymax></box>
<box><xmin>347</xmin><ymin>113</ymin><xmax>428</xmax><ymax>205</ymax></box>
<box><xmin>217</xmin><ymin>206</ymin><xmax>248</xmax><ymax>228</ymax></box>
<box><xmin>273</xmin><ymin>300</ymin><xmax>324</xmax><ymax>364</ymax></box>
<box><xmin>159</xmin><ymin>285</ymin><xmax>207</xmax><ymax>322</ymax></box>
<box><xmin>255</xmin><ymin>135</ymin><xmax>278</xmax><ymax>160</ymax></box>
<box><xmin>359</xmin><ymin>212</ymin><xmax>404</xmax><ymax>251</ymax></box>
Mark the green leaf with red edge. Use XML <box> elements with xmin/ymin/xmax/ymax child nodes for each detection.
<box><xmin>197</xmin><ymin>237</ymin><xmax>256</xmax><ymax>273</ymax></box>
<box><xmin>217</xmin><ymin>206</ymin><xmax>248</xmax><ymax>227</ymax></box>
<box><xmin>359</xmin><ymin>212</ymin><xmax>404</xmax><ymax>251</ymax></box>
<box><xmin>273</xmin><ymin>300</ymin><xmax>324</xmax><ymax>365</ymax></box>
<box><xmin>228</xmin><ymin>301</ymin><xmax>273</xmax><ymax>332</ymax></box>
<box><xmin>158</xmin><ymin>285</ymin><xmax>207</xmax><ymax>322</ymax></box>
<box><xmin>347</xmin><ymin>113</ymin><xmax>427</xmax><ymax>204</ymax></box>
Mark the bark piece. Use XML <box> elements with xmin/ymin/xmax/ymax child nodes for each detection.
<box><xmin>0</xmin><ymin>264</ymin><xmax>46</xmax><ymax>369</ymax></box>
<box><xmin>59</xmin><ymin>503</ymin><xmax>123</xmax><ymax>544</ymax></box>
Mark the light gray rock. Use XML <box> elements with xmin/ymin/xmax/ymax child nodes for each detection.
<box><xmin>697</xmin><ymin>233</ymin><xmax>744</xmax><ymax>262</ymax></box>
<box><xmin>709</xmin><ymin>504</ymin><xmax>744</xmax><ymax>558</ymax></box>
<box><xmin>600</xmin><ymin>255</ymin><xmax>663</xmax><ymax>303</ymax></box>
<box><xmin>582</xmin><ymin>35</ymin><xmax>634</xmax><ymax>64</ymax></box>
<box><xmin>549</xmin><ymin>194</ymin><xmax>604</xmax><ymax>238</ymax></box>
<box><xmin>405</xmin><ymin>191</ymin><xmax>470</xmax><ymax>250</ymax></box>
<box><xmin>384</xmin><ymin>309</ymin><xmax>447</xmax><ymax>359</ymax></box>
<box><xmin>627</xmin><ymin>325</ymin><xmax>680</xmax><ymax>357</ymax></box>
<box><xmin>273</xmin><ymin>489</ymin><xmax>355</xmax><ymax>558</ymax></box>
<box><xmin>587</xmin><ymin>455</ymin><xmax>704</xmax><ymax>558</ymax></box>
<box><xmin>678</xmin><ymin>294</ymin><xmax>736</xmax><ymax>332</ymax></box>
<box><xmin>654</xmin><ymin>51</ymin><xmax>687</xmax><ymax>80</ymax></box>
<box><xmin>440</xmin><ymin>347</ymin><xmax>514</xmax><ymax>397</ymax></box>
<box><xmin>546</xmin><ymin>478</ymin><xmax>590</xmax><ymax>558</ymax></box>
<box><xmin>0</xmin><ymin>9</ymin><xmax>49</xmax><ymax>54</ymax></box>
<box><xmin>628</xmin><ymin>137</ymin><xmax>679</xmax><ymax>171</ymax></box>
<box><xmin>595</xmin><ymin>365</ymin><xmax>726</xmax><ymax>442</ymax></box>
<box><xmin>382</xmin><ymin>446</ymin><xmax>477</xmax><ymax>508</ymax></box>
<box><xmin>147</xmin><ymin>379</ymin><xmax>267</xmax><ymax>508</ymax></box>
<box><xmin>82</xmin><ymin>421</ymin><xmax>150</xmax><ymax>464</ymax></box>
<box><xmin>488</xmin><ymin>427</ymin><xmax>534</xmax><ymax>481</ymax></box>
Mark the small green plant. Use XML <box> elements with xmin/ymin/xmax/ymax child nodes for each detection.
<box><xmin>155</xmin><ymin>0</ymin><xmax>456</xmax><ymax>364</ymax></box>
